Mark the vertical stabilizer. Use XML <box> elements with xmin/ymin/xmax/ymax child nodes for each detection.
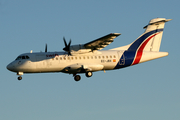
<box><xmin>142</xmin><ymin>18</ymin><xmax>172</xmax><ymax>51</ymax></box>
<box><xmin>127</xmin><ymin>18</ymin><xmax>172</xmax><ymax>52</ymax></box>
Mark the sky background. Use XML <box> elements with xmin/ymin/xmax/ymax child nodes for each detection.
<box><xmin>0</xmin><ymin>0</ymin><xmax>180</xmax><ymax>120</ymax></box>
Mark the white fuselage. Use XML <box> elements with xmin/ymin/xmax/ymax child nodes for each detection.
<box><xmin>7</xmin><ymin>50</ymin><xmax>168</xmax><ymax>75</ymax></box>
<box><xmin>7</xmin><ymin>50</ymin><xmax>122</xmax><ymax>74</ymax></box>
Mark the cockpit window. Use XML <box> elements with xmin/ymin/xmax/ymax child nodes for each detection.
<box><xmin>15</xmin><ymin>56</ymin><xmax>21</xmax><ymax>60</ymax></box>
<box><xmin>15</xmin><ymin>55</ymin><xmax>30</xmax><ymax>60</ymax></box>
<box><xmin>22</xmin><ymin>56</ymin><xmax>25</xmax><ymax>59</ymax></box>
<box><xmin>26</xmin><ymin>56</ymin><xmax>30</xmax><ymax>59</ymax></box>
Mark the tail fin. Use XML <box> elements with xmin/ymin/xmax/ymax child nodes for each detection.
<box><xmin>128</xmin><ymin>18</ymin><xmax>172</xmax><ymax>52</ymax></box>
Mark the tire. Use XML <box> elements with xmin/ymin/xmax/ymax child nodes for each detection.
<box><xmin>74</xmin><ymin>75</ymin><xmax>81</xmax><ymax>81</ymax></box>
<box><xmin>85</xmin><ymin>72</ymin><xmax>93</xmax><ymax>77</ymax></box>
<box><xmin>18</xmin><ymin>76</ymin><xmax>22</xmax><ymax>80</ymax></box>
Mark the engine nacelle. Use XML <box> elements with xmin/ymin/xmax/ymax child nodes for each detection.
<box><xmin>69</xmin><ymin>44</ymin><xmax>92</xmax><ymax>55</ymax></box>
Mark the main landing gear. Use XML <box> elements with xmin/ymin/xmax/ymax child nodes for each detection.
<box><xmin>74</xmin><ymin>72</ymin><xmax>93</xmax><ymax>81</ymax></box>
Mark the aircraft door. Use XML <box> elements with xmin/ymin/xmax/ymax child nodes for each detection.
<box><xmin>118</xmin><ymin>51</ymin><xmax>125</xmax><ymax>65</ymax></box>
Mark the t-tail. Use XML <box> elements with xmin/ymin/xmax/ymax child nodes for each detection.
<box><xmin>114</xmin><ymin>18</ymin><xmax>172</xmax><ymax>69</ymax></box>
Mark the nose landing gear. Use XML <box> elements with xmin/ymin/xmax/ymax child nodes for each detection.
<box><xmin>17</xmin><ymin>72</ymin><xmax>23</xmax><ymax>81</ymax></box>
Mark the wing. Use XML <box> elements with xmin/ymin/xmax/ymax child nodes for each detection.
<box><xmin>84</xmin><ymin>33</ymin><xmax>121</xmax><ymax>50</ymax></box>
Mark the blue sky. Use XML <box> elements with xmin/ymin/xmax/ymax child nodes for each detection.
<box><xmin>1</xmin><ymin>0</ymin><xmax>180</xmax><ymax>120</ymax></box>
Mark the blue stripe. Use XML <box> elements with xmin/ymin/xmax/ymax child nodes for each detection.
<box><xmin>128</xmin><ymin>29</ymin><xmax>163</xmax><ymax>51</ymax></box>
<box><xmin>114</xmin><ymin>28</ymin><xmax>163</xmax><ymax>69</ymax></box>
<box><xmin>114</xmin><ymin>51</ymin><xmax>136</xmax><ymax>69</ymax></box>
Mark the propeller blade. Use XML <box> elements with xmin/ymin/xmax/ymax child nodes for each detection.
<box><xmin>68</xmin><ymin>39</ymin><xmax>71</xmax><ymax>47</ymax></box>
<box><xmin>63</xmin><ymin>37</ymin><xmax>67</xmax><ymax>47</ymax></box>
<box><xmin>63</xmin><ymin>37</ymin><xmax>71</xmax><ymax>52</ymax></box>
<box><xmin>45</xmin><ymin>44</ymin><xmax>47</xmax><ymax>52</ymax></box>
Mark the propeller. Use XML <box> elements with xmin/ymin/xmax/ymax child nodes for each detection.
<box><xmin>63</xmin><ymin>37</ymin><xmax>71</xmax><ymax>55</ymax></box>
<box><xmin>45</xmin><ymin>44</ymin><xmax>47</xmax><ymax>52</ymax></box>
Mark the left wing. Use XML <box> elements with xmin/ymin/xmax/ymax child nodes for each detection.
<box><xmin>84</xmin><ymin>33</ymin><xmax>121</xmax><ymax>50</ymax></box>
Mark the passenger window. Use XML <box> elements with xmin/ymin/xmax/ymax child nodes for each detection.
<box><xmin>83</xmin><ymin>56</ymin><xmax>85</xmax><ymax>59</ymax></box>
<box><xmin>87</xmin><ymin>56</ymin><xmax>89</xmax><ymax>59</ymax></box>
<box><xmin>75</xmin><ymin>57</ymin><xmax>77</xmax><ymax>60</ymax></box>
<box><xmin>79</xmin><ymin>57</ymin><xmax>81</xmax><ymax>59</ymax></box>
<box><xmin>99</xmin><ymin>56</ymin><xmax>101</xmax><ymax>59</ymax></box>
<box><xmin>110</xmin><ymin>56</ymin><xmax>112</xmax><ymax>58</ymax></box>
<box><xmin>91</xmin><ymin>56</ymin><xmax>93</xmax><ymax>59</ymax></box>
<box><xmin>106</xmin><ymin>56</ymin><xmax>108</xmax><ymax>58</ymax></box>
<box><xmin>56</xmin><ymin>57</ymin><xmax>58</xmax><ymax>60</ymax></box>
<box><xmin>95</xmin><ymin>56</ymin><xmax>97</xmax><ymax>59</ymax></box>
<box><xmin>114</xmin><ymin>55</ymin><xmax>116</xmax><ymax>58</ymax></box>
<box><xmin>60</xmin><ymin>57</ymin><xmax>62</xmax><ymax>60</ymax></box>
<box><xmin>71</xmin><ymin>57</ymin><xmax>73</xmax><ymax>60</ymax></box>
<box><xmin>102</xmin><ymin>56</ymin><xmax>105</xmax><ymax>59</ymax></box>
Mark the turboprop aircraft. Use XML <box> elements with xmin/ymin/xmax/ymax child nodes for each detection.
<box><xmin>7</xmin><ymin>18</ymin><xmax>171</xmax><ymax>81</ymax></box>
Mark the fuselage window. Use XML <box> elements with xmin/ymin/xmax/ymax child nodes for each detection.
<box><xmin>95</xmin><ymin>56</ymin><xmax>97</xmax><ymax>59</ymax></box>
<box><xmin>75</xmin><ymin>57</ymin><xmax>77</xmax><ymax>60</ymax></box>
<box><xmin>91</xmin><ymin>56</ymin><xmax>93</xmax><ymax>59</ymax></box>
<box><xmin>60</xmin><ymin>57</ymin><xmax>62</xmax><ymax>60</ymax></box>
<box><xmin>114</xmin><ymin>55</ymin><xmax>116</xmax><ymax>58</ymax></box>
<box><xmin>79</xmin><ymin>57</ymin><xmax>81</xmax><ymax>59</ymax></box>
<box><xmin>71</xmin><ymin>57</ymin><xmax>73</xmax><ymax>60</ymax></box>
<box><xmin>64</xmin><ymin>57</ymin><xmax>66</xmax><ymax>60</ymax></box>
<box><xmin>83</xmin><ymin>56</ymin><xmax>85</xmax><ymax>59</ymax></box>
<box><xmin>110</xmin><ymin>56</ymin><xmax>112</xmax><ymax>58</ymax></box>
<box><xmin>87</xmin><ymin>56</ymin><xmax>89</xmax><ymax>59</ymax></box>
<box><xmin>102</xmin><ymin>56</ymin><xmax>105</xmax><ymax>59</ymax></box>
<box><xmin>99</xmin><ymin>56</ymin><xmax>101</xmax><ymax>59</ymax></box>
<box><xmin>106</xmin><ymin>56</ymin><xmax>108</xmax><ymax>59</ymax></box>
<box><xmin>56</xmin><ymin>57</ymin><xmax>58</xmax><ymax>60</ymax></box>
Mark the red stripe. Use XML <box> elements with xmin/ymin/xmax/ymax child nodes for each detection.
<box><xmin>132</xmin><ymin>33</ymin><xmax>160</xmax><ymax>65</ymax></box>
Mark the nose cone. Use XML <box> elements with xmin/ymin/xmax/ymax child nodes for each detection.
<box><xmin>7</xmin><ymin>63</ymin><xmax>14</xmax><ymax>72</ymax></box>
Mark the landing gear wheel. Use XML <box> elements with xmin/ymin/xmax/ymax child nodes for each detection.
<box><xmin>74</xmin><ymin>75</ymin><xmax>81</xmax><ymax>81</ymax></box>
<box><xmin>18</xmin><ymin>76</ymin><xmax>22</xmax><ymax>80</ymax></box>
<box><xmin>86</xmin><ymin>72</ymin><xmax>93</xmax><ymax>77</ymax></box>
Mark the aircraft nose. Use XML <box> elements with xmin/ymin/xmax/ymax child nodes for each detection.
<box><xmin>7</xmin><ymin>63</ymin><xmax>14</xmax><ymax>71</ymax></box>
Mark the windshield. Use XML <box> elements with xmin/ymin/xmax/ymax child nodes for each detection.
<box><xmin>15</xmin><ymin>55</ymin><xmax>30</xmax><ymax>60</ymax></box>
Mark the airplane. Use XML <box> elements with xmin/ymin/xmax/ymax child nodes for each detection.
<box><xmin>7</xmin><ymin>18</ymin><xmax>171</xmax><ymax>81</ymax></box>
